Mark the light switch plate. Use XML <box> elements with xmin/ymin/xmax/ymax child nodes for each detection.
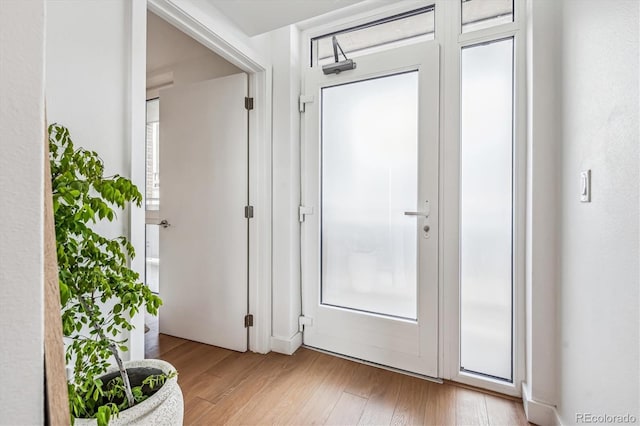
<box><xmin>580</xmin><ymin>170</ymin><xmax>591</xmax><ymax>202</ymax></box>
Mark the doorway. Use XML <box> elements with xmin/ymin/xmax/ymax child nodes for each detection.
<box><xmin>144</xmin><ymin>11</ymin><xmax>251</xmax><ymax>352</ymax></box>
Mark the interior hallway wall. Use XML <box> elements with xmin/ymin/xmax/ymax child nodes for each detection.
<box><xmin>557</xmin><ymin>0</ymin><xmax>639</xmax><ymax>423</ymax></box>
<box><xmin>45</xmin><ymin>0</ymin><xmax>147</xmax><ymax>360</ymax></box>
<box><xmin>0</xmin><ymin>1</ymin><xmax>46</xmax><ymax>423</ymax></box>
<box><xmin>146</xmin><ymin>11</ymin><xmax>241</xmax><ymax>98</ymax></box>
<box><xmin>46</xmin><ymin>0</ymin><xmax>131</xmax><ymax>245</ymax></box>
<box><xmin>259</xmin><ymin>26</ymin><xmax>303</xmax><ymax>354</ymax></box>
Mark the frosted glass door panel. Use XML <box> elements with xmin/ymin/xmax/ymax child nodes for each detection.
<box><xmin>460</xmin><ymin>38</ymin><xmax>514</xmax><ymax>380</ymax></box>
<box><xmin>321</xmin><ymin>72</ymin><xmax>419</xmax><ymax>319</ymax></box>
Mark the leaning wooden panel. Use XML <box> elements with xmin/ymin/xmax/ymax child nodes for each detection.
<box><xmin>43</xmin><ymin>121</ymin><xmax>70</xmax><ymax>425</ymax></box>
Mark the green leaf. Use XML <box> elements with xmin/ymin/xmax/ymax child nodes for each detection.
<box><xmin>49</xmin><ymin>124</ymin><xmax>167</xmax><ymax>420</ymax></box>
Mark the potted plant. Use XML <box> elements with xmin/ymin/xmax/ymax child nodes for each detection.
<box><xmin>49</xmin><ymin>123</ymin><xmax>183</xmax><ymax>425</ymax></box>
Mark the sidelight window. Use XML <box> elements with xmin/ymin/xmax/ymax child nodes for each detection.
<box><xmin>460</xmin><ymin>37</ymin><xmax>515</xmax><ymax>381</ymax></box>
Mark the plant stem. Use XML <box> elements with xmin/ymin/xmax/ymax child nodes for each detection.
<box><xmin>77</xmin><ymin>295</ymin><xmax>136</xmax><ymax>408</ymax></box>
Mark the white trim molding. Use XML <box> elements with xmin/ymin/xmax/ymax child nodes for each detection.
<box><xmin>148</xmin><ymin>0</ymin><xmax>268</xmax><ymax>71</ymax></box>
<box><xmin>522</xmin><ymin>383</ymin><xmax>563</xmax><ymax>426</ymax></box>
<box><xmin>128</xmin><ymin>0</ymin><xmax>148</xmax><ymax>362</ymax></box>
<box><xmin>270</xmin><ymin>333</ymin><xmax>303</xmax><ymax>356</ymax></box>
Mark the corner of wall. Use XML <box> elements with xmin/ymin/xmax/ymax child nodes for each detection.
<box><xmin>0</xmin><ymin>0</ymin><xmax>46</xmax><ymax>422</ymax></box>
<box><xmin>270</xmin><ymin>332</ymin><xmax>303</xmax><ymax>355</ymax></box>
<box><xmin>522</xmin><ymin>382</ymin><xmax>562</xmax><ymax>426</ymax></box>
<box><xmin>270</xmin><ymin>24</ymin><xmax>303</xmax><ymax>345</ymax></box>
<box><xmin>524</xmin><ymin>0</ymin><xmax>561</xmax><ymax>411</ymax></box>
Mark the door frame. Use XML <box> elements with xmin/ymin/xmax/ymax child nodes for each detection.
<box><xmin>439</xmin><ymin>0</ymin><xmax>527</xmax><ymax>397</ymax></box>
<box><xmin>128</xmin><ymin>0</ymin><xmax>273</xmax><ymax>358</ymax></box>
<box><xmin>298</xmin><ymin>0</ymin><xmax>526</xmax><ymax>396</ymax></box>
<box><xmin>299</xmin><ymin>0</ymin><xmax>445</xmax><ymax>378</ymax></box>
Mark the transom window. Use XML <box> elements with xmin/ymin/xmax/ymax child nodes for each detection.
<box><xmin>462</xmin><ymin>0</ymin><xmax>514</xmax><ymax>33</ymax></box>
<box><xmin>311</xmin><ymin>5</ymin><xmax>435</xmax><ymax>67</ymax></box>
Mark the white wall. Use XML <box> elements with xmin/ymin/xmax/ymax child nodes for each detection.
<box><xmin>0</xmin><ymin>0</ymin><xmax>46</xmax><ymax>424</ymax></box>
<box><xmin>46</xmin><ymin>0</ymin><xmax>146</xmax><ymax>360</ymax></box>
<box><xmin>523</xmin><ymin>0</ymin><xmax>561</xmax><ymax>422</ymax></box>
<box><xmin>266</xmin><ymin>26</ymin><xmax>303</xmax><ymax>354</ymax></box>
<box><xmin>46</xmin><ymin>0</ymin><xmax>130</xmax><ymax>235</ymax></box>
<box><xmin>525</xmin><ymin>2</ymin><xmax>639</xmax><ymax>424</ymax></box>
<box><xmin>557</xmin><ymin>0</ymin><xmax>639</xmax><ymax>423</ymax></box>
<box><xmin>147</xmin><ymin>11</ymin><xmax>241</xmax><ymax>98</ymax></box>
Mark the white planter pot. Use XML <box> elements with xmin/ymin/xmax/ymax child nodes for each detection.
<box><xmin>75</xmin><ymin>359</ymin><xmax>183</xmax><ymax>426</ymax></box>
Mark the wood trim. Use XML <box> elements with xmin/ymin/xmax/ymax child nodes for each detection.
<box><xmin>43</xmin><ymin>119</ymin><xmax>70</xmax><ymax>425</ymax></box>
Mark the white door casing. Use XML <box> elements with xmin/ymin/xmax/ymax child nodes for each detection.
<box><xmin>159</xmin><ymin>73</ymin><xmax>249</xmax><ymax>352</ymax></box>
<box><xmin>301</xmin><ymin>42</ymin><xmax>440</xmax><ymax>376</ymax></box>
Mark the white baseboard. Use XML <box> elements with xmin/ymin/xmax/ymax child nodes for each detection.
<box><xmin>522</xmin><ymin>383</ymin><xmax>563</xmax><ymax>425</ymax></box>
<box><xmin>270</xmin><ymin>332</ymin><xmax>303</xmax><ymax>355</ymax></box>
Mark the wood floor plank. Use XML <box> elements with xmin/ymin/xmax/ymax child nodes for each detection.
<box><xmin>204</xmin><ymin>350</ymin><xmax>264</xmax><ymax>378</ymax></box>
<box><xmin>286</xmin><ymin>354</ymin><xmax>358</xmax><ymax>425</ymax></box>
<box><xmin>153</xmin><ymin>339</ymin><xmax>236</xmax><ymax>412</ymax></box>
<box><xmin>456</xmin><ymin>387</ymin><xmax>490</xmax><ymax>426</ymax></box>
<box><xmin>144</xmin><ymin>321</ymin><xmax>528</xmax><ymax>426</ymax></box>
<box><xmin>183</xmin><ymin>396</ymin><xmax>216</xmax><ymax>425</ymax></box>
<box><xmin>424</xmin><ymin>382</ymin><xmax>456</xmax><ymax>426</ymax></box>
<box><xmin>194</xmin><ymin>355</ymin><xmax>267</xmax><ymax>406</ymax></box>
<box><xmin>390</xmin><ymin>376</ymin><xmax>430</xmax><ymax>425</ymax></box>
<box><xmin>225</xmin><ymin>348</ymin><xmax>320</xmax><ymax>425</ymax></box>
<box><xmin>190</xmin><ymin>352</ymin><xmax>291</xmax><ymax>424</ymax></box>
<box><xmin>325</xmin><ymin>391</ymin><xmax>368</xmax><ymax>425</ymax></box>
<box><xmin>273</xmin><ymin>349</ymin><xmax>341</xmax><ymax>425</ymax></box>
<box><xmin>358</xmin><ymin>368</ymin><xmax>402</xmax><ymax>426</ymax></box>
<box><xmin>160</xmin><ymin>339</ymin><xmax>233</xmax><ymax>379</ymax></box>
<box><xmin>345</xmin><ymin>362</ymin><xmax>381</xmax><ymax>399</ymax></box>
<box><xmin>485</xmin><ymin>394</ymin><xmax>529</xmax><ymax>426</ymax></box>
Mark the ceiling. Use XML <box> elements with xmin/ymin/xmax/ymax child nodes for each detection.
<box><xmin>208</xmin><ymin>0</ymin><xmax>368</xmax><ymax>36</ymax></box>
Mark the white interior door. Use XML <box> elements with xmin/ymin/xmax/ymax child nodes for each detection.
<box><xmin>302</xmin><ymin>42</ymin><xmax>440</xmax><ymax>376</ymax></box>
<box><xmin>159</xmin><ymin>73</ymin><xmax>249</xmax><ymax>352</ymax></box>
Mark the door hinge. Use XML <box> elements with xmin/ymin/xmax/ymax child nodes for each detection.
<box><xmin>245</xmin><ymin>97</ymin><xmax>254</xmax><ymax>110</ymax></box>
<box><xmin>299</xmin><ymin>95</ymin><xmax>314</xmax><ymax>113</ymax></box>
<box><xmin>298</xmin><ymin>315</ymin><xmax>313</xmax><ymax>332</ymax></box>
<box><xmin>244</xmin><ymin>314</ymin><xmax>254</xmax><ymax>328</ymax></box>
<box><xmin>245</xmin><ymin>205</ymin><xmax>254</xmax><ymax>218</ymax></box>
<box><xmin>299</xmin><ymin>206</ymin><xmax>313</xmax><ymax>222</ymax></box>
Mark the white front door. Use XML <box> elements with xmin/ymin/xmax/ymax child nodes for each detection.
<box><xmin>301</xmin><ymin>42</ymin><xmax>440</xmax><ymax>376</ymax></box>
<box><xmin>159</xmin><ymin>73</ymin><xmax>249</xmax><ymax>352</ymax></box>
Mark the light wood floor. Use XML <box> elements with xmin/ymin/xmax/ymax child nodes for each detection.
<box><xmin>145</xmin><ymin>319</ymin><xmax>528</xmax><ymax>425</ymax></box>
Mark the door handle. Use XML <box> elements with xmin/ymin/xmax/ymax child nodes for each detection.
<box><xmin>404</xmin><ymin>211</ymin><xmax>429</xmax><ymax>217</ymax></box>
<box><xmin>158</xmin><ymin>219</ymin><xmax>171</xmax><ymax>228</ymax></box>
<box><xmin>405</xmin><ymin>203</ymin><xmax>431</xmax><ymax>239</ymax></box>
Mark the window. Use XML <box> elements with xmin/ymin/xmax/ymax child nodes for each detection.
<box><xmin>312</xmin><ymin>6</ymin><xmax>435</xmax><ymax>67</ymax></box>
<box><xmin>321</xmin><ymin>71</ymin><xmax>420</xmax><ymax>319</ymax></box>
<box><xmin>462</xmin><ymin>0</ymin><xmax>514</xmax><ymax>33</ymax></box>
<box><xmin>460</xmin><ymin>37</ymin><xmax>514</xmax><ymax>381</ymax></box>
<box><xmin>146</xmin><ymin>98</ymin><xmax>160</xmax><ymax>210</ymax></box>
